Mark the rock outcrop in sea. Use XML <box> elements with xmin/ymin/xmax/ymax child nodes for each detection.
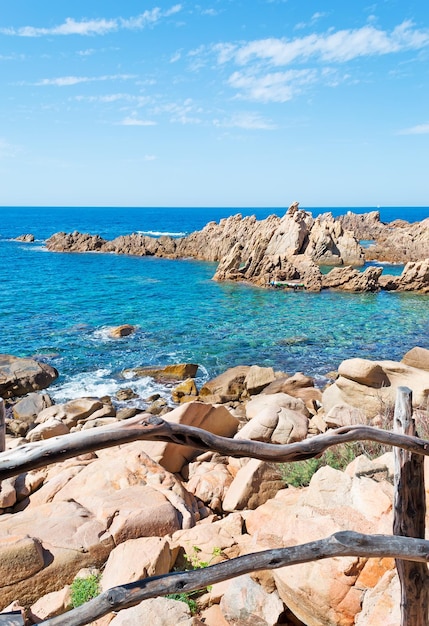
<box><xmin>45</xmin><ymin>203</ymin><xmax>429</xmax><ymax>293</ymax></box>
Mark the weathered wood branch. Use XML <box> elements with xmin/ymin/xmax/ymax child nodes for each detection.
<box><xmin>2</xmin><ymin>413</ymin><xmax>429</xmax><ymax>481</ymax></box>
<box><xmin>393</xmin><ymin>387</ymin><xmax>429</xmax><ymax>626</ymax></box>
<box><xmin>41</xmin><ymin>531</ymin><xmax>429</xmax><ymax>626</ymax></box>
<box><xmin>0</xmin><ymin>399</ymin><xmax>5</xmax><ymax>453</ymax></box>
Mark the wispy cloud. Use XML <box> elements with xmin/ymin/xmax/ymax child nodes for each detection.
<box><xmin>32</xmin><ymin>74</ymin><xmax>135</xmax><ymax>86</ymax></box>
<box><xmin>0</xmin><ymin>138</ymin><xmax>21</xmax><ymax>158</ymax></box>
<box><xmin>228</xmin><ymin>69</ymin><xmax>318</xmax><ymax>102</ymax></box>
<box><xmin>398</xmin><ymin>122</ymin><xmax>429</xmax><ymax>135</ymax></box>
<box><xmin>155</xmin><ymin>99</ymin><xmax>203</xmax><ymax>124</ymax></box>
<box><xmin>119</xmin><ymin>115</ymin><xmax>157</xmax><ymax>126</ymax></box>
<box><xmin>75</xmin><ymin>93</ymin><xmax>151</xmax><ymax>105</ymax></box>
<box><xmin>217</xmin><ymin>20</ymin><xmax>429</xmax><ymax>66</ymax></box>
<box><xmin>210</xmin><ymin>20</ymin><xmax>429</xmax><ymax>103</ymax></box>
<box><xmin>1</xmin><ymin>5</ymin><xmax>182</xmax><ymax>37</ymax></box>
<box><xmin>170</xmin><ymin>50</ymin><xmax>182</xmax><ymax>63</ymax></box>
<box><xmin>213</xmin><ymin>112</ymin><xmax>276</xmax><ymax>130</ymax></box>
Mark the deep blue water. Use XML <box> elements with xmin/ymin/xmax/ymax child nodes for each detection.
<box><xmin>1</xmin><ymin>206</ymin><xmax>428</xmax><ymax>406</ymax></box>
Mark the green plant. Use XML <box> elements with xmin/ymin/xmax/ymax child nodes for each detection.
<box><xmin>70</xmin><ymin>574</ymin><xmax>101</xmax><ymax>608</ymax></box>
<box><xmin>280</xmin><ymin>441</ymin><xmax>382</xmax><ymax>488</ymax></box>
<box><xmin>166</xmin><ymin>546</ymin><xmax>221</xmax><ymax>614</ymax></box>
<box><xmin>166</xmin><ymin>592</ymin><xmax>198</xmax><ymax>614</ymax></box>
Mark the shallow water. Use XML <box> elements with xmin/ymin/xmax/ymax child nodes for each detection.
<box><xmin>1</xmin><ymin>206</ymin><xmax>428</xmax><ymax>404</ymax></box>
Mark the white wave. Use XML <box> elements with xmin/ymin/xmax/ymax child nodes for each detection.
<box><xmin>50</xmin><ymin>369</ymin><xmax>117</xmax><ymax>403</ymax></box>
<box><xmin>49</xmin><ymin>368</ymin><xmax>173</xmax><ymax>406</ymax></box>
<box><xmin>136</xmin><ymin>230</ymin><xmax>187</xmax><ymax>237</ymax></box>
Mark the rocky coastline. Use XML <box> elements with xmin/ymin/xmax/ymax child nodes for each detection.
<box><xmin>44</xmin><ymin>204</ymin><xmax>429</xmax><ymax>293</ymax></box>
<box><xmin>1</xmin><ymin>346</ymin><xmax>429</xmax><ymax>624</ymax></box>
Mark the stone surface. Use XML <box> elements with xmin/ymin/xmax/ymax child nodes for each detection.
<box><xmin>26</xmin><ymin>418</ymin><xmax>70</xmax><ymax>441</ymax></box>
<box><xmin>322</xmin><ymin>265</ymin><xmax>383</xmax><ymax>292</ymax></box>
<box><xmin>186</xmin><ymin>459</ymin><xmax>233</xmax><ymax>513</ymax></box>
<box><xmin>100</xmin><ymin>537</ymin><xmax>171</xmax><ymax>592</ymax></box>
<box><xmin>108</xmin><ymin>597</ymin><xmax>202</xmax><ymax>625</ymax></box>
<box><xmin>171</xmin><ymin>378</ymin><xmax>198</xmax><ymax>403</ymax></box>
<box><xmin>29</xmin><ymin>585</ymin><xmax>72</xmax><ymax>622</ymax></box>
<box><xmin>236</xmin><ymin>405</ymin><xmax>308</xmax><ymax>444</ymax></box>
<box><xmin>220</xmin><ymin>574</ymin><xmax>284</xmax><ymax>626</ymax></box>
<box><xmin>0</xmin><ymin>535</ymin><xmax>44</xmax><ymax>585</ymax></box>
<box><xmin>244</xmin><ymin>365</ymin><xmax>276</xmax><ymax>395</ymax></box>
<box><xmin>245</xmin><ymin>392</ymin><xmax>309</xmax><ymax>419</ymax></box>
<box><xmin>109</xmin><ymin>324</ymin><xmax>137</xmax><ymax>338</ymax></box>
<box><xmin>45</xmin><ymin>211</ymin><xmax>429</xmax><ymax>292</ymax></box>
<box><xmin>0</xmin><ymin>355</ymin><xmax>58</xmax><ymax>399</ymax></box>
<box><xmin>137</xmin><ymin>402</ymin><xmax>239</xmax><ymax>473</ymax></box>
<box><xmin>12</xmin><ymin>393</ymin><xmax>53</xmax><ymax>423</ymax></box>
<box><xmin>323</xmin><ymin>354</ymin><xmax>429</xmax><ymax>418</ymax></box>
<box><xmin>222</xmin><ymin>458</ymin><xmax>284</xmax><ymax>512</ymax></box>
<box><xmin>245</xmin><ymin>463</ymin><xmax>394</xmax><ymax>626</ymax></box>
<box><xmin>402</xmin><ymin>346</ymin><xmax>429</xmax><ymax>371</ymax></box>
<box><xmin>125</xmin><ymin>363</ymin><xmax>199</xmax><ymax>381</ymax></box>
<box><xmin>199</xmin><ymin>366</ymin><xmax>250</xmax><ymax>401</ymax></box>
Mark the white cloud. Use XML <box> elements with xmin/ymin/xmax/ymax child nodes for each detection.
<box><xmin>170</xmin><ymin>50</ymin><xmax>182</xmax><ymax>63</ymax></box>
<box><xmin>144</xmin><ymin>154</ymin><xmax>157</xmax><ymax>160</ymax></box>
<box><xmin>1</xmin><ymin>5</ymin><xmax>183</xmax><ymax>37</ymax></box>
<box><xmin>398</xmin><ymin>123</ymin><xmax>429</xmax><ymax>135</ymax></box>
<box><xmin>218</xmin><ymin>20</ymin><xmax>429</xmax><ymax>66</ymax></box>
<box><xmin>33</xmin><ymin>74</ymin><xmax>135</xmax><ymax>86</ymax></box>
<box><xmin>77</xmin><ymin>48</ymin><xmax>96</xmax><ymax>57</ymax></box>
<box><xmin>228</xmin><ymin>68</ymin><xmax>318</xmax><ymax>102</ymax></box>
<box><xmin>0</xmin><ymin>138</ymin><xmax>21</xmax><ymax>158</ymax></box>
<box><xmin>213</xmin><ymin>112</ymin><xmax>276</xmax><ymax>130</ymax></box>
<box><xmin>119</xmin><ymin>115</ymin><xmax>157</xmax><ymax>126</ymax></box>
<box><xmin>155</xmin><ymin>99</ymin><xmax>203</xmax><ymax>124</ymax></box>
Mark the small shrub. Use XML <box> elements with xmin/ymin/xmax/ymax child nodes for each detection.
<box><xmin>70</xmin><ymin>574</ymin><xmax>101</xmax><ymax>608</ymax></box>
<box><xmin>166</xmin><ymin>593</ymin><xmax>198</xmax><ymax>614</ymax></box>
<box><xmin>166</xmin><ymin>546</ymin><xmax>221</xmax><ymax>614</ymax></box>
<box><xmin>280</xmin><ymin>442</ymin><xmax>379</xmax><ymax>488</ymax></box>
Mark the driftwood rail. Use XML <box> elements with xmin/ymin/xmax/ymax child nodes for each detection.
<box><xmin>0</xmin><ymin>386</ymin><xmax>427</xmax><ymax>625</ymax></box>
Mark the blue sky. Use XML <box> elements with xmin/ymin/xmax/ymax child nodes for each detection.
<box><xmin>1</xmin><ymin>1</ymin><xmax>429</xmax><ymax>207</ymax></box>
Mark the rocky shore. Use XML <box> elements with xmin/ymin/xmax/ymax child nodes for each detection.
<box><xmin>44</xmin><ymin>204</ymin><xmax>429</xmax><ymax>293</ymax></box>
<box><xmin>1</xmin><ymin>346</ymin><xmax>429</xmax><ymax>624</ymax></box>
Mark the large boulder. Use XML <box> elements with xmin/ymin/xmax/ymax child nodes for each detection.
<box><xmin>136</xmin><ymin>402</ymin><xmax>239</xmax><ymax>473</ymax></box>
<box><xmin>0</xmin><ymin>444</ymin><xmax>201</xmax><ymax>608</ymax></box>
<box><xmin>109</xmin><ymin>324</ymin><xmax>137</xmax><ymax>338</ymax></box>
<box><xmin>246</xmin><ymin>464</ymin><xmax>394</xmax><ymax>626</ymax></box>
<box><xmin>0</xmin><ymin>500</ymin><xmax>114</xmax><ymax>608</ymax></box>
<box><xmin>322</xmin><ymin>266</ymin><xmax>382</xmax><ymax>292</ymax></box>
<box><xmin>220</xmin><ymin>574</ymin><xmax>284</xmax><ymax>625</ymax></box>
<box><xmin>222</xmin><ymin>459</ymin><xmax>284</xmax><ymax>512</ymax></box>
<box><xmin>12</xmin><ymin>393</ymin><xmax>53</xmax><ymax>423</ymax></box>
<box><xmin>304</xmin><ymin>214</ymin><xmax>364</xmax><ymax>266</ymax></box>
<box><xmin>0</xmin><ymin>355</ymin><xmax>58</xmax><ymax>399</ymax></box>
<box><xmin>322</xmin><ymin>356</ymin><xmax>429</xmax><ymax>419</ymax></box>
<box><xmin>124</xmin><ymin>363</ymin><xmax>199</xmax><ymax>381</ymax></box>
<box><xmin>396</xmin><ymin>259</ymin><xmax>429</xmax><ymax>293</ymax></box>
<box><xmin>236</xmin><ymin>405</ymin><xmax>308</xmax><ymax>444</ymax></box>
<box><xmin>199</xmin><ymin>366</ymin><xmax>250</xmax><ymax>402</ymax></box>
<box><xmin>402</xmin><ymin>346</ymin><xmax>429</xmax><ymax>371</ymax></box>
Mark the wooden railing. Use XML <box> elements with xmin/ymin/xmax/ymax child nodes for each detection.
<box><xmin>0</xmin><ymin>387</ymin><xmax>428</xmax><ymax>626</ymax></box>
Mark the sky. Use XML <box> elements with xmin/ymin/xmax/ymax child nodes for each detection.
<box><xmin>1</xmin><ymin>1</ymin><xmax>429</xmax><ymax>208</ymax></box>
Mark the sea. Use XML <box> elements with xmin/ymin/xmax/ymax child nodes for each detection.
<box><xmin>1</xmin><ymin>206</ymin><xmax>428</xmax><ymax>409</ymax></box>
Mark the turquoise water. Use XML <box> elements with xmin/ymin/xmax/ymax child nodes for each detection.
<box><xmin>1</xmin><ymin>206</ymin><xmax>428</xmax><ymax>406</ymax></box>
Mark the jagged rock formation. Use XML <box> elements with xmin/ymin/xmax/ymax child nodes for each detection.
<box><xmin>338</xmin><ymin>211</ymin><xmax>429</xmax><ymax>263</ymax></box>
<box><xmin>45</xmin><ymin>204</ymin><xmax>429</xmax><ymax>293</ymax></box>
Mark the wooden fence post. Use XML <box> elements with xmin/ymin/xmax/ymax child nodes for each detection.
<box><xmin>393</xmin><ymin>386</ymin><xmax>429</xmax><ymax>626</ymax></box>
<box><xmin>0</xmin><ymin>398</ymin><xmax>5</xmax><ymax>453</ymax></box>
